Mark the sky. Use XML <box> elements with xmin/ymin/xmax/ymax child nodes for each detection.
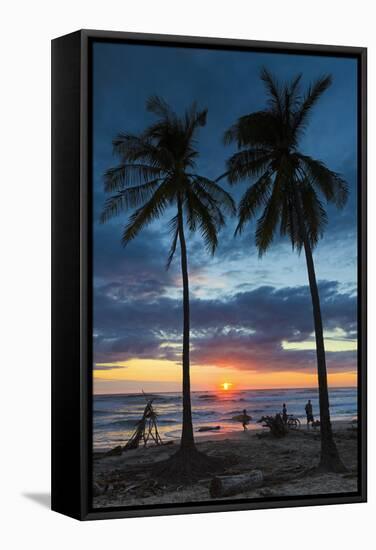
<box><xmin>91</xmin><ymin>40</ymin><xmax>358</xmax><ymax>395</ymax></box>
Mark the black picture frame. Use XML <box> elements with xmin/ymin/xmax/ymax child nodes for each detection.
<box><xmin>51</xmin><ymin>29</ymin><xmax>367</xmax><ymax>521</ymax></box>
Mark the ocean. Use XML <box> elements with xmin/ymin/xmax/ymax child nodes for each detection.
<box><xmin>93</xmin><ymin>387</ymin><xmax>357</xmax><ymax>450</ymax></box>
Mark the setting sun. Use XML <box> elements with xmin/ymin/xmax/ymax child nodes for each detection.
<box><xmin>221</xmin><ymin>382</ymin><xmax>232</xmax><ymax>391</ymax></box>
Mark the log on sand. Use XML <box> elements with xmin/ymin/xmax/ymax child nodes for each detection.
<box><xmin>210</xmin><ymin>470</ymin><xmax>263</xmax><ymax>498</ymax></box>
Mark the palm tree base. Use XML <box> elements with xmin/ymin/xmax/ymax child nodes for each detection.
<box><xmin>154</xmin><ymin>445</ymin><xmax>225</xmax><ymax>485</ymax></box>
<box><xmin>316</xmin><ymin>447</ymin><xmax>348</xmax><ymax>474</ymax></box>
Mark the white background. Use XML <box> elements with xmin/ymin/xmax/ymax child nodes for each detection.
<box><xmin>0</xmin><ymin>1</ymin><xmax>374</xmax><ymax>548</ymax></box>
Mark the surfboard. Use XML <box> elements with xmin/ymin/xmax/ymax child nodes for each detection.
<box><xmin>231</xmin><ymin>414</ymin><xmax>252</xmax><ymax>423</ymax></box>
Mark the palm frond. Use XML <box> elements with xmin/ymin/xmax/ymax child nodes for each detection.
<box><xmin>260</xmin><ymin>67</ymin><xmax>283</xmax><ymax>118</ymax></box>
<box><xmin>293</xmin><ymin>75</ymin><xmax>332</xmax><ymax>134</ymax></box>
<box><xmin>280</xmin><ymin>183</ymin><xmax>301</xmax><ymax>250</ymax></box>
<box><xmin>112</xmin><ymin>133</ymin><xmax>172</xmax><ymax>169</ymax></box>
<box><xmin>284</xmin><ymin>73</ymin><xmax>302</xmax><ymax>126</ymax></box>
<box><xmin>146</xmin><ymin>95</ymin><xmax>175</xmax><ymax>120</ymax></box>
<box><xmin>121</xmin><ymin>183</ymin><xmax>171</xmax><ymax>245</ymax></box>
<box><xmin>255</xmin><ymin>169</ymin><xmax>285</xmax><ymax>255</ymax></box>
<box><xmin>184</xmin><ymin>102</ymin><xmax>208</xmax><ymax>136</ymax></box>
<box><xmin>299</xmin><ymin>181</ymin><xmax>328</xmax><ymax>249</ymax></box>
<box><xmin>224</xmin><ymin>111</ymin><xmax>277</xmax><ymax>148</ymax></box>
<box><xmin>297</xmin><ymin>154</ymin><xmax>348</xmax><ymax>208</ymax></box>
<box><xmin>100</xmin><ymin>179</ymin><xmax>162</xmax><ymax>223</ymax></box>
<box><xmin>104</xmin><ymin>164</ymin><xmax>162</xmax><ymax>193</ymax></box>
<box><xmin>226</xmin><ymin>149</ymin><xmax>272</xmax><ymax>184</ymax></box>
<box><xmin>224</xmin><ymin>68</ymin><xmax>344</xmax><ymax>254</ymax></box>
<box><xmin>103</xmin><ymin>96</ymin><xmax>231</xmax><ymax>263</ymax></box>
<box><xmin>190</xmin><ymin>176</ymin><xmax>236</xmax><ymax>215</ymax></box>
<box><xmin>191</xmin><ymin>184</ymin><xmax>226</xmax><ymax>229</ymax></box>
<box><xmin>112</xmin><ymin>133</ymin><xmax>143</xmax><ymax>157</ymax></box>
<box><xmin>185</xmin><ymin>190</ymin><xmax>219</xmax><ymax>254</ymax></box>
<box><xmin>235</xmin><ymin>172</ymin><xmax>273</xmax><ymax>235</ymax></box>
<box><xmin>288</xmin><ymin>73</ymin><xmax>302</xmax><ymax>105</ymax></box>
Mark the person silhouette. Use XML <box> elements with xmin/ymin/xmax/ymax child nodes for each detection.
<box><xmin>305</xmin><ymin>399</ymin><xmax>314</xmax><ymax>428</ymax></box>
<box><xmin>242</xmin><ymin>409</ymin><xmax>249</xmax><ymax>431</ymax></box>
<box><xmin>282</xmin><ymin>403</ymin><xmax>288</xmax><ymax>424</ymax></box>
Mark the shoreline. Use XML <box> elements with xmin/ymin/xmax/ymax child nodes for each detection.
<box><xmin>94</xmin><ymin>418</ymin><xmax>356</xmax><ymax>454</ymax></box>
<box><xmin>93</xmin><ymin>387</ymin><xmax>357</xmax><ymax>451</ymax></box>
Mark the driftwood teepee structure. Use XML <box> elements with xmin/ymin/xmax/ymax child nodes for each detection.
<box><xmin>124</xmin><ymin>398</ymin><xmax>164</xmax><ymax>451</ymax></box>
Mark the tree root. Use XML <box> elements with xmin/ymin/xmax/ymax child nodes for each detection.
<box><xmin>316</xmin><ymin>455</ymin><xmax>348</xmax><ymax>474</ymax></box>
<box><xmin>153</xmin><ymin>446</ymin><xmax>227</xmax><ymax>485</ymax></box>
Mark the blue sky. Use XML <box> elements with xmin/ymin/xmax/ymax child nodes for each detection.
<box><xmin>91</xmin><ymin>40</ymin><xmax>358</xmax><ymax>393</ymax></box>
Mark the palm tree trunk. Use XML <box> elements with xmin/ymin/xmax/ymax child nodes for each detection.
<box><xmin>294</xmin><ymin>190</ymin><xmax>346</xmax><ymax>472</ymax></box>
<box><xmin>177</xmin><ymin>198</ymin><xmax>195</xmax><ymax>451</ymax></box>
<box><xmin>154</xmin><ymin>200</ymin><xmax>218</xmax><ymax>481</ymax></box>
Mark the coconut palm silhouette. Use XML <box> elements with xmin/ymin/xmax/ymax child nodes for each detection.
<box><xmin>101</xmin><ymin>96</ymin><xmax>235</xmax><ymax>479</ymax></box>
<box><xmin>224</xmin><ymin>69</ymin><xmax>348</xmax><ymax>472</ymax></box>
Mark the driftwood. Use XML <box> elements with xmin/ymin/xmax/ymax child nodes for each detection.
<box><xmin>124</xmin><ymin>398</ymin><xmax>164</xmax><ymax>451</ymax></box>
<box><xmin>210</xmin><ymin>470</ymin><xmax>263</xmax><ymax>497</ymax></box>
<box><xmin>105</xmin><ymin>445</ymin><xmax>123</xmax><ymax>457</ymax></box>
<box><xmin>257</xmin><ymin>414</ymin><xmax>288</xmax><ymax>437</ymax></box>
<box><xmin>197</xmin><ymin>426</ymin><xmax>221</xmax><ymax>432</ymax></box>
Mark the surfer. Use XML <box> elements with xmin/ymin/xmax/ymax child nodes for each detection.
<box><xmin>231</xmin><ymin>410</ymin><xmax>252</xmax><ymax>430</ymax></box>
<box><xmin>242</xmin><ymin>409</ymin><xmax>249</xmax><ymax>431</ymax></box>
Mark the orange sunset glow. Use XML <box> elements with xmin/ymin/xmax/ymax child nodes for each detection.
<box><xmin>93</xmin><ymin>356</ymin><xmax>357</xmax><ymax>394</ymax></box>
<box><xmin>93</xmin><ymin>325</ymin><xmax>358</xmax><ymax>394</ymax></box>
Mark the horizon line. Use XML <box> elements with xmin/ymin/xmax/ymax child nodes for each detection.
<box><xmin>93</xmin><ymin>385</ymin><xmax>357</xmax><ymax>397</ymax></box>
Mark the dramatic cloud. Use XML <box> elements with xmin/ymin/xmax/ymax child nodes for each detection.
<box><xmin>92</xmin><ymin>42</ymin><xmax>358</xmax><ymax>386</ymax></box>
<box><xmin>93</xmin><ymin>281</ymin><xmax>357</xmax><ymax>374</ymax></box>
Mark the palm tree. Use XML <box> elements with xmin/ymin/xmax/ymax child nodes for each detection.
<box><xmin>101</xmin><ymin>96</ymin><xmax>235</xmax><ymax>476</ymax></box>
<box><xmin>224</xmin><ymin>69</ymin><xmax>348</xmax><ymax>472</ymax></box>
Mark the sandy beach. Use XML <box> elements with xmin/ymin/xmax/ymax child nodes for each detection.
<box><xmin>93</xmin><ymin>419</ymin><xmax>358</xmax><ymax>508</ymax></box>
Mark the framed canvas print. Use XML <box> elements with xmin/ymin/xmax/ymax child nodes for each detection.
<box><xmin>51</xmin><ymin>29</ymin><xmax>367</xmax><ymax>520</ymax></box>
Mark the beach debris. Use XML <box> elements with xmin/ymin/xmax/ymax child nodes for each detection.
<box><xmin>210</xmin><ymin>470</ymin><xmax>263</xmax><ymax>497</ymax></box>
<box><xmin>255</xmin><ymin>431</ymin><xmax>269</xmax><ymax>439</ymax></box>
<box><xmin>197</xmin><ymin>426</ymin><xmax>221</xmax><ymax>432</ymax></box>
<box><xmin>123</xmin><ymin>483</ymin><xmax>143</xmax><ymax>495</ymax></box>
<box><xmin>93</xmin><ymin>481</ymin><xmax>106</xmax><ymax>496</ymax></box>
<box><xmin>311</xmin><ymin>420</ymin><xmax>321</xmax><ymax>429</ymax></box>
<box><xmin>105</xmin><ymin>445</ymin><xmax>123</xmax><ymax>457</ymax></box>
<box><xmin>93</xmin><ymin>451</ymin><xmax>106</xmax><ymax>460</ymax></box>
<box><xmin>266</xmin><ymin>464</ymin><xmax>307</xmax><ymax>484</ymax></box>
<box><xmin>257</xmin><ymin>487</ymin><xmax>275</xmax><ymax>497</ymax></box>
<box><xmin>342</xmin><ymin>471</ymin><xmax>357</xmax><ymax>479</ymax></box>
<box><xmin>350</xmin><ymin>417</ymin><xmax>358</xmax><ymax>431</ymax></box>
<box><xmin>257</xmin><ymin>414</ymin><xmax>288</xmax><ymax>437</ymax></box>
<box><xmin>124</xmin><ymin>397</ymin><xmax>165</xmax><ymax>451</ymax></box>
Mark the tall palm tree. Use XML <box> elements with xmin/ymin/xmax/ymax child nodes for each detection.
<box><xmin>101</xmin><ymin>96</ymin><xmax>235</xmax><ymax>474</ymax></box>
<box><xmin>224</xmin><ymin>69</ymin><xmax>348</xmax><ymax>472</ymax></box>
